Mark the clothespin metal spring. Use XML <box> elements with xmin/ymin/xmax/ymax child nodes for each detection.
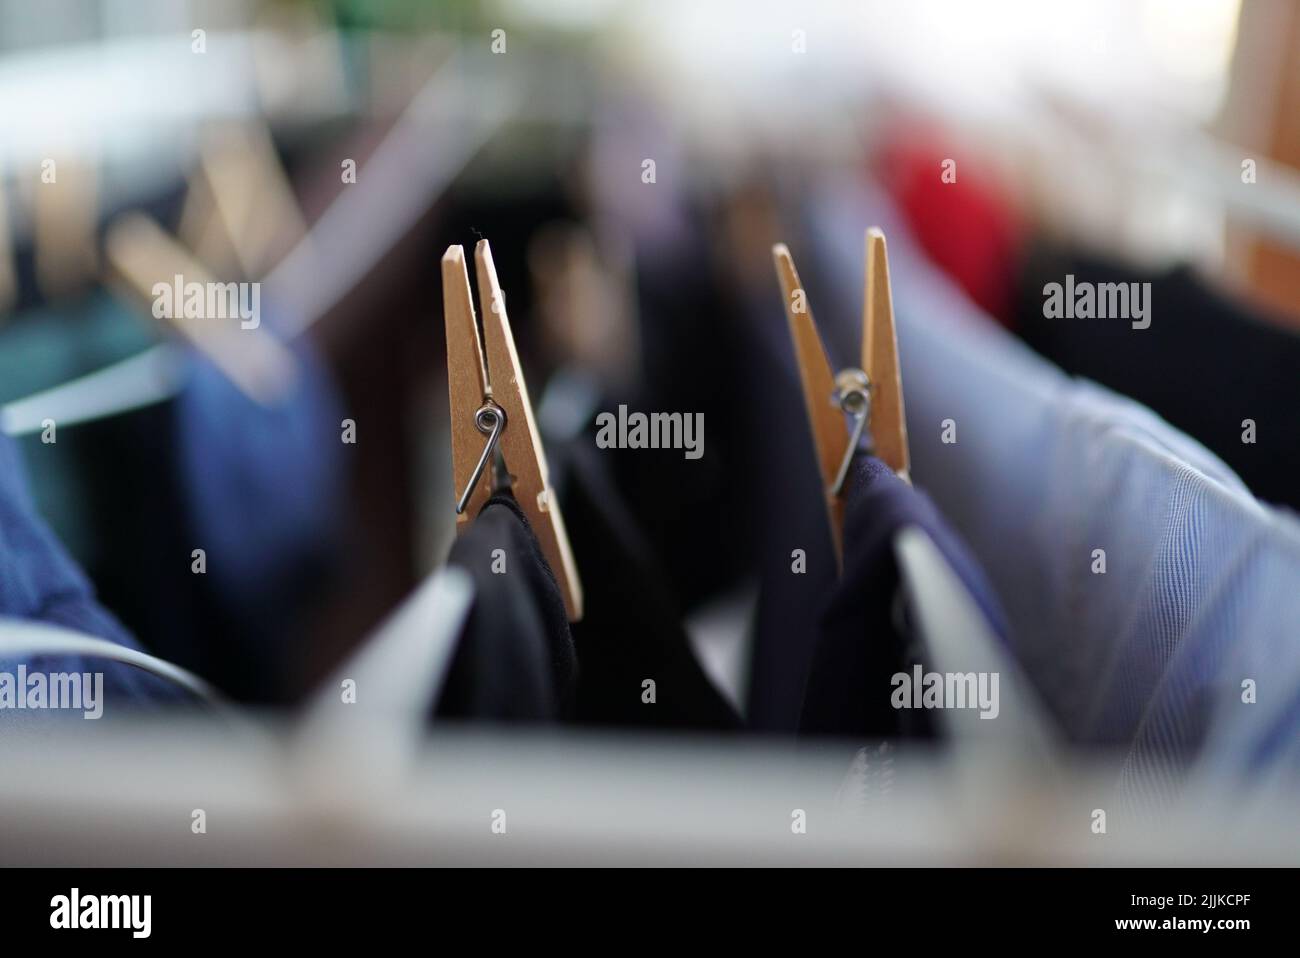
<box><xmin>455</xmin><ymin>401</ymin><xmax>507</xmax><ymax>515</ymax></box>
<box><xmin>830</xmin><ymin>368</ymin><xmax>871</xmax><ymax>497</ymax></box>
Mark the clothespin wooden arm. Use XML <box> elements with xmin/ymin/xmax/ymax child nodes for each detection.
<box><xmin>442</xmin><ymin>245</ymin><xmax>495</xmax><ymax>529</ymax></box>
<box><xmin>863</xmin><ymin>228</ymin><xmax>910</xmax><ymax>482</ymax></box>
<box><xmin>773</xmin><ymin>243</ymin><xmax>849</xmax><ymax>566</ymax></box>
<box><xmin>34</xmin><ymin>157</ymin><xmax>99</xmax><ymax>300</ymax></box>
<box><xmin>442</xmin><ymin>241</ymin><xmax>583</xmax><ymax>622</ymax></box>
<box><xmin>772</xmin><ymin>229</ymin><xmax>912</xmax><ymax>572</ymax></box>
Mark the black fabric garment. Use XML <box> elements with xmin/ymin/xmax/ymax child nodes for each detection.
<box><xmin>799</xmin><ymin>455</ymin><xmax>1008</xmax><ymax>738</ymax></box>
<box><xmin>554</xmin><ymin>439</ymin><xmax>743</xmax><ymax>731</ymax></box>
<box><xmin>1014</xmin><ymin>244</ymin><xmax>1300</xmax><ymax>511</ymax></box>
<box><xmin>599</xmin><ymin>203</ymin><xmax>760</xmax><ymax>613</ymax></box>
<box><xmin>438</xmin><ymin>493</ymin><xmax>577</xmax><ymax>722</ymax></box>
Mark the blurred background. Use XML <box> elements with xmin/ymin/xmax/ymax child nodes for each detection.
<box><xmin>1</xmin><ymin>0</ymin><xmax>1298</xmax><ymax>864</ymax></box>
<box><xmin>5</xmin><ymin>0</ymin><xmax>1296</xmax><ymax>702</ymax></box>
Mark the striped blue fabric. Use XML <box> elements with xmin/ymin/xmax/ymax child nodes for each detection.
<box><xmin>805</xmin><ymin>178</ymin><xmax>1300</xmax><ymax>786</ymax></box>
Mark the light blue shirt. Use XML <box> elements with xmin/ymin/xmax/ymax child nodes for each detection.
<box><xmin>805</xmin><ymin>177</ymin><xmax>1300</xmax><ymax>787</ymax></box>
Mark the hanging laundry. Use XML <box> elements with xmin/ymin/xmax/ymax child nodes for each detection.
<box><xmin>1014</xmin><ymin>245</ymin><xmax>1300</xmax><ymax>512</ymax></box>
<box><xmin>437</xmin><ymin>493</ymin><xmax>577</xmax><ymax>722</ymax></box>
<box><xmin>743</xmin><ymin>223</ymin><xmax>1007</xmax><ymax>737</ymax></box>
<box><xmin>738</xmin><ymin>302</ymin><xmax>841</xmax><ymax>730</ymax></box>
<box><xmin>877</xmin><ymin>124</ymin><xmax>1024</xmax><ymax>325</ymax></box>
<box><xmin>800</xmin><ymin>454</ymin><xmax>1008</xmax><ymax>739</ymax></box>
<box><xmin>86</xmin><ymin>328</ymin><xmax>345</xmax><ymax>704</ymax></box>
<box><xmin>718</xmin><ymin>240</ymin><xmax>848</xmax><ymax>732</ymax></box>
<box><xmin>0</xmin><ymin>430</ymin><xmax>190</xmax><ymax>723</ymax></box>
<box><xmin>594</xmin><ymin>193</ymin><xmax>760</xmax><ymax>613</ymax></box>
<box><xmin>805</xmin><ymin>176</ymin><xmax>1300</xmax><ymax>786</ymax></box>
<box><xmin>555</xmin><ymin>437</ymin><xmax>743</xmax><ymax>731</ymax></box>
<box><xmin>173</xmin><ymin>337</ymin><xmax>345</xmax><ymax>616</ymax></box>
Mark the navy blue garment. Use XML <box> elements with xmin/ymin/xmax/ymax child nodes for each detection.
<box><xmin>0</xmin><ymin>431</ymin><xmax>187</xmax><ymax>715</ymax></box>
<box><xmin>174</xmin><ymin>341</ymin><xmax>345</xmax><ymax>612</ymax></box>
<box><xmin>87</xmin><ymin>331</ymin><xmax>346</xmax><ymax>703</ymax></box>
<box><xmin>738</xmin><ymin>282</ymin><xmax>843</xmax><ymax>733</ymax></box>
<box><xmin>799</xmin><ymin>454</ymin><xmax>1009</xmax><ymax>739</ymax></box>
<box><xmin>438</xmin><ymin>493</ymin><xmax>577</xmax><ymax>721</ymax></box>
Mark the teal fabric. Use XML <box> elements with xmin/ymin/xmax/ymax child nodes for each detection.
<box><xmin>0</xmin><ymin>291</ymin><xmax>160</xmax><ymax>563</ymax></box>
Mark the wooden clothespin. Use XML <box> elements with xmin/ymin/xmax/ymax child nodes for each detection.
<box><xmin>104</xmin><ymin>212</ymin><xmax>299</xmax><ymax>405</ymax></box>
<box><xmin>443</xmin><ymin>240</ymin><xmax>583</xmax><ymax>622</ymax></box>
<box><xmin>34</xmin><ymin>156</ymin><xmax>99</xmax><ymax>300</ymax></box>
<box><xmin>773</xmin><ymin>228</ymin><xmax>910</xmax><ymax>569</ymax></box>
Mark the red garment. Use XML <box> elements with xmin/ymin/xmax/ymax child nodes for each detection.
<box><xmin>878</xmin><ymin>132</ymin><xmax>1023</xmax><ymax>325</ymax></box>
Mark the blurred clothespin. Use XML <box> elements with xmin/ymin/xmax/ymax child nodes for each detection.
<box><xmin>0</xmin><ymin>168</ymin><xmax>15</xmax><ymax>316</ymax></box>
<box><xmin>773</xmin><ymin>228</ymin><xmax>911</xmax><ymax>569</ymax></box>
<box><xmin>528</xmin><ymin>221</ymin><xmax>639</xmax><ymax>393</ymax></box>
<box><xmin>443</xmin><ymin>240</ymin><xmax>583</xmax><ymax>622</ymax></box>
<box><xmin>33</xmin><ymin>156</ymin><xmax>99</xmax><ymax>300</ymax></box>
<box><xmin>178</xmin><ymin>121</ymin><xmax>308</xmax><ymax>280</ymax></box>
<box><xmin>104</xmin><ymin>213</ymin><xmax>298</xmax><ymax>405</ymax></box>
